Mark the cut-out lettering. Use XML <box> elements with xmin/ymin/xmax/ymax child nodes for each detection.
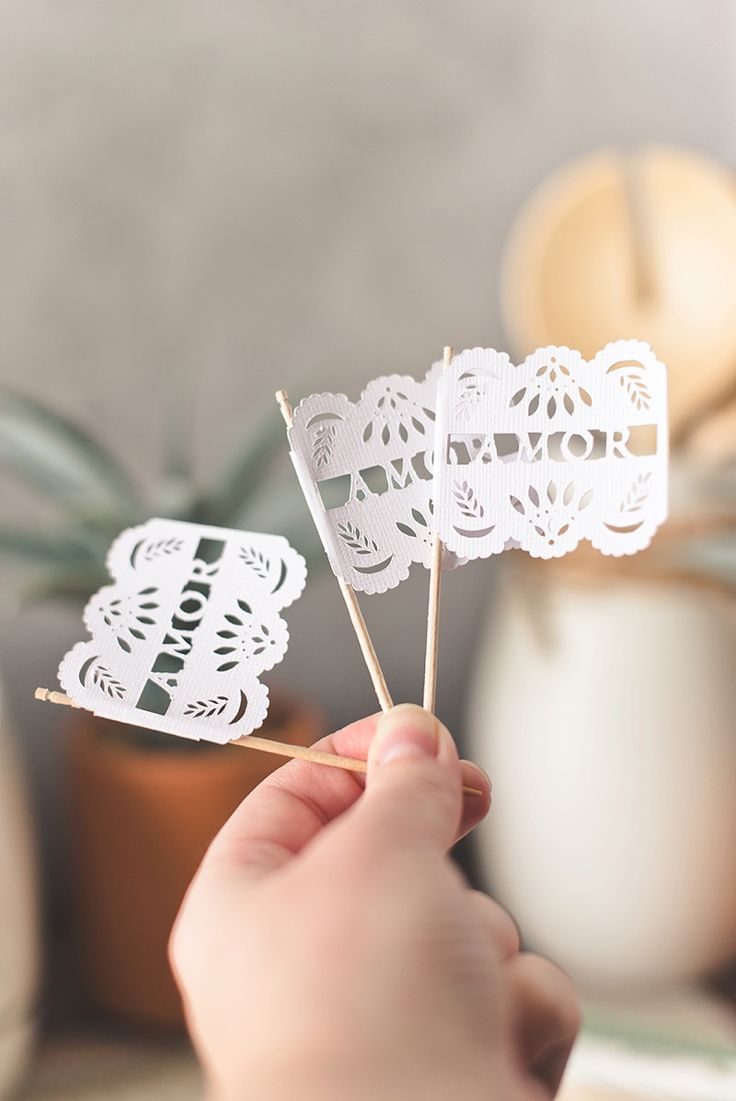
<box><xmin>288</xmin><ymin>367</ymin><xmax>461</xmax><ymax>593</ymax></box>
<box><xmin>58</xmin><ymin>519</ymin><xmax>306</xmax><ymax>742</ymax></box>
<box><xmin>434</xmin><ymin>342</ymin><xmax>668</xmax><ymax>560</ymax></box>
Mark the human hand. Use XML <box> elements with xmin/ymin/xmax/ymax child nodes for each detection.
<box><xmin>171</xmin><ymin>705</ymin><xmax>579</xmax><ymax>1100</ymax></box>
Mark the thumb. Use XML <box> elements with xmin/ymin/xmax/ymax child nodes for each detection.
<box><xmin>348</xmin><ymin>704</ymin><xmax>464</xmax><ymax>861</ymax></box>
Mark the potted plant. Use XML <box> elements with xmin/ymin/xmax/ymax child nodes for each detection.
<box><xmin>0</xmin><ymin>386</ymin><xmax>325</xmax><ymax>1029</ymax></box>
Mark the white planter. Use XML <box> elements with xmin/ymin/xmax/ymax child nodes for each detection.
<box><xmin>468</xmin><ymin>572</ymin><xmax>736</xmax><ymax>992</ymax></box>
<box><xmin>0</xmin><ymin>681</ymin><xmax>39</xmax><ymax>1097</ymax></box>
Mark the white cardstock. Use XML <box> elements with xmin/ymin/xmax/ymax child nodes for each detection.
<box><xmin>288</xmin><ymin>365</ymin><xmax>458</xmax><ymax>594</ymax></box>
<box><xmin>434</xmin><ymin>341</ymin><xmax>668</xmax><ymax>559</ymax></box>
<box><xmin>58</xmin><ymin>519</ymin><xmax>306</xmax><ymax>742</ymax></box>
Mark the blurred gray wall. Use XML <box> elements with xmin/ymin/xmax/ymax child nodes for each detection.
<box><xmin>0</xmin><ymin>0</ymin><xmax>734</xmax><ymax>882</ymax></box>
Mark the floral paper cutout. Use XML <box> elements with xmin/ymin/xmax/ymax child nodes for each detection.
<box><xmin>58</xmin><ymin>518</ymin><xmax>306</xmax><ymax>742</ymax></box>
<box><xmin>433</xmin><ymin>341</ymin><xmax>668</xmax><ymax>560</ymax></box>
<box><xmin>288</xmin><ymin>364</ymin><xmax>459</xmax><ymax>594</ymax></box>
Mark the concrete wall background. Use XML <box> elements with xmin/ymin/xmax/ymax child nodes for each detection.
<box><xmin>0</xmin><ymin>0</ymin><xmax>733</xmax><ymax>887</ymax></box>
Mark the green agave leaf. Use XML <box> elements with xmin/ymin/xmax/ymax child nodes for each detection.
<box><xmin>65</xmin><ymin>506</ymin><xmax>150</xmax><ymax>544</ymax></box>
<box><xmin>18</xmin><ymin>565</ymin><xmax>111</xmax><ymax>609</ymax></box>
<box><xmin>148</xmin><ymin>477</ymin><xmax>199</xmax><ymax>521</ymax></box>
<box><xmin>198</xmin><ymin>411</ymin><xmax>286</xmax><ymax>526</ymax></box>
<box><xmin>161</xmin><ymin>387</ymin><xmax>194</xmax><ymax>482</ymax></box>
<box><xmin>0</xmin><ymin>525</ymin><xmax>104</xmax><ymax>568</ymax></box>
<box><xmin>0</xmin><ymin>387</ymin><xmax>141</xmax><ymax>516</ymax></box>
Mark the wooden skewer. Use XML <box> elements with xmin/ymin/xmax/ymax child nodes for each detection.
<box><xmin>275</xmin><ymin>388</ymin><xmax>394</xmax><ymax>713</ymax></box>
<box><xmin>34</xmin><ymin>686</ymin><xmax>367</xmax><ymax>773</ymax></box>
<box><xmin>36</xmin><ymin>687</ymin><xmax>82</xmax><ymax>708</ymax></box>
<box><xmin>34</xmin><ymin>688</ymin><xmax>483</xmax><ymax>796</ymax></box>
<box><xmin>422</xmin><ymin>346</ymin><xmax>453</xmax><ymax>714</ymax></box>
<box><xmin>423</xmin><ymin>532</ymin><xmax>443</xmax><ymax>712</ymax></box>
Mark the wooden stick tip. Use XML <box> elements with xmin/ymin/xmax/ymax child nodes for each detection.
<box><xmin>34</xmin><ymin>687</ymin><xmax>79</xmax><ymax>708</ymax></box>
<box><xmin>274</xmin><ymin>389</ymin><xmax>294</xmax><ymax>427</ymax></box>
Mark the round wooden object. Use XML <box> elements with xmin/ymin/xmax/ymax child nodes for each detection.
<box><xmin>501</xmin><ymin>146</ymin><xmax>736</xmax><ymax>440</ymax></box>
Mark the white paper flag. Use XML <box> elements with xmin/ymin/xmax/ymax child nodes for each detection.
<box><xmin>433</xmin><ymin>341</ymin><xmax>668</xmax><ymax>560</ymax></box>
<box><xmin>58</xmin><ymin>518</ymin><xmax>306</xmax><ymax>742</ymax></box>
<box><xmin>288</xmin><ymin>365</ymin><xmax>458</xmax><ymax>594</ymax></box>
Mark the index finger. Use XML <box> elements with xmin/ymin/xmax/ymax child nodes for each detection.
<box><xmin>203</xmin><ymin>713</ymin><xmax>378</xmax><ymax>878</ymax></box>
<box><xmin>199</xmin><ymin>712</ymin><xmax>491</xmax><ymax>883</ymax></box>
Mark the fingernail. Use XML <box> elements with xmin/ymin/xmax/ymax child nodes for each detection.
<box><xmin>374</xmin><ymin>704</ymin><xmax>439</xmax><ymax>765</ymax></box>
<box><xmin>461</xmin><ymin>761</ymin><xmax>492</xmax><ymax>804</ymax></box>
<box><xmin>463</xmin><ymin>761</ymin><xmax>491</xmax><ymax>795</ymax></box>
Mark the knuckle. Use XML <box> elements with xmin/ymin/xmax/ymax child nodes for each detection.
<box><xmin>166</xmin><ymin>878</ymin><xmax>208</xmax><ymax>988</ymax></box>
<box><xmin>468</xmin><ymin>889</ymin><xmax>521</xmax><ymax>957</ymax></box>
<box><xmin>547</xmin><ymin>964</ymin><xmax>581</xmax><ymax>1033</ymax></box>
<box><xmin>167</xmin><ymin>910</ymin><xmax>189</xmax><ymax>981</ymax></box>
<box><xmin>518</xmin><ymin>952</ymin><xmax>582</xmax><ymax>1034</ymax></box>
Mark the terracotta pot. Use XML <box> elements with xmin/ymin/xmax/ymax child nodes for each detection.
<box><xmin>66</xmin><ymin>691</ymin><xmax>323</xmax><ymax>1030</ymax></box>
